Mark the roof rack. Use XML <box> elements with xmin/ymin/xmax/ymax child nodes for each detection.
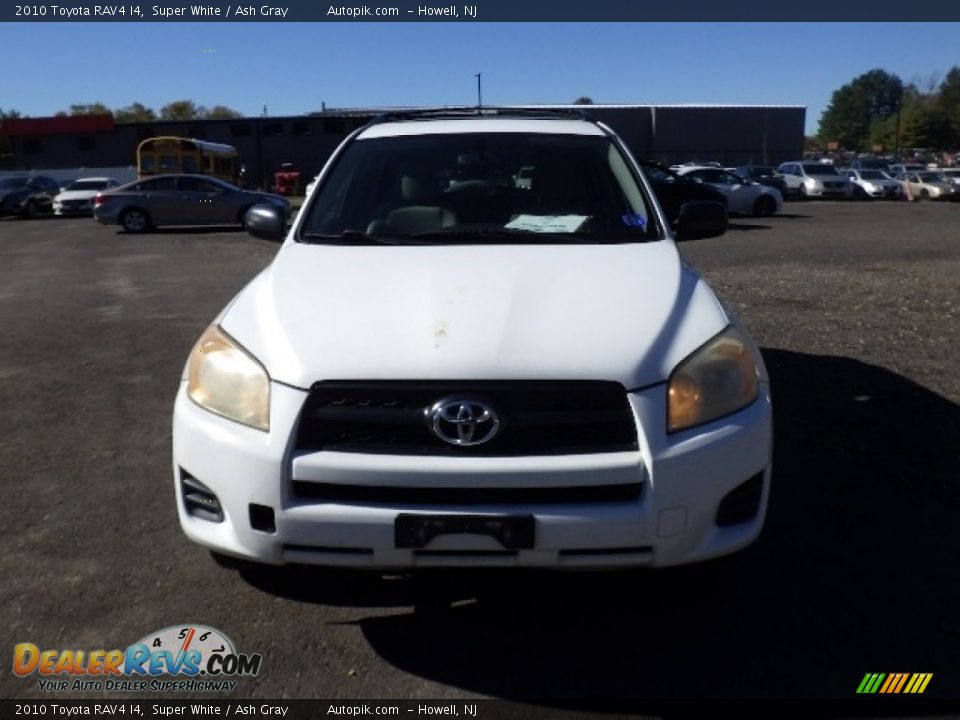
<box><xmin>370</xmin><ymin>106</ymin><xmax>594</xmax><ymax>124</ymax></box>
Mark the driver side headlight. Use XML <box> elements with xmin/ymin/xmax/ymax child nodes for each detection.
<box><xmin>667</xmin><ymin>326</ymin><xmax>759</xmax><ymax>433</ymax></box>
<box><xmin>186</xmin><ymin>325</ymin><xmax>270</xmax><ymax>431</ymax></box>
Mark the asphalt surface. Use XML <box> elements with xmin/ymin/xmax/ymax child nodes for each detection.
<box><xmin>2</xmin><ymin>201</ymin><xmax>959</xmax><ymax>705</ymax></box>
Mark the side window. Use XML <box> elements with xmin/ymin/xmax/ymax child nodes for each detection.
<box><xmin>142</xmin><ymin>177</ymin><xmax>178</xmax><ymax>191</ymax></box>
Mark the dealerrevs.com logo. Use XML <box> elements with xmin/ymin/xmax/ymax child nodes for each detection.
<box><xmin>13</xmin><ymin>625</ymin><xmax>262</xmax><ymax>693</ymax></box>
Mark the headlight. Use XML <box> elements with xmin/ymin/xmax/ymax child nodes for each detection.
<box><xmin>667</xmin><ymin>326</ymin><xmax>759</xmax><ymax>433</ymax></box>
<box><xmin>186</xmin><ymin>325</ymin><xmax>270</xmax><ymax>431</ymax></box>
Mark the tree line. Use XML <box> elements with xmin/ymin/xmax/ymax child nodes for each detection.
<box><xmin>0</xmin><ymin>100</ymin><xmax>243</xmax><ymax>122</ymax></box>
<box><xmin>817</xmin><ymin>67</ymin><xmax>960</xmax><ymax>154</ymax></box>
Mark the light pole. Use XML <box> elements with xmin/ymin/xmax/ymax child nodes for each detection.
<box><xmin>894</xmin><ymin>85</ymin><xmax>902</xmax><ymax>162</ymax></box>
<box><xmin>475</xmin><ymin>73</ymin><xmax>482</xmax><ymax>108</ymax></box>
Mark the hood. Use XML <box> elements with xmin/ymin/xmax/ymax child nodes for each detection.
<box><xmin>220</xmin><ymin>241</ymin><xmax>730</xmax><ymax>390</ymax></box>
<box><xmin>55</xmin><ymin>190</ymin><xmax>99</xmax><ymax>201</ymax></box>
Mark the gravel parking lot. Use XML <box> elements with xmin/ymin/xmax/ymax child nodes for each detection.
<box><xmin>2</xmin><ymin>201</ymin><xmax>959</xmax><ymax>703</ymax></box>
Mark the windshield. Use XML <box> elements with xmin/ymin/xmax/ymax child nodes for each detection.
<box><xmin>918</xmin><ymin>172</ymin><xmax>944</xmax><ymax>182</ymax></box>
<box><xmin>803</xmin><ymin>164</ymin><xmax>839</xmax><ymax>175</ymax></box>
<box><xmin>0</xmin><ymin>177</ymin><xmax>29</xmax><ymax>190</ymax></box>
<box><xmin>66</xmin><ymin>180</ymin><xmax>109</xmax><ymax>191</ymax></box>
<box><xmin>859</xmin><ymin>170</ymin><xmax>884</xmax><ymax>179</ymax></box>
<box><xmin>300</xmin><ymin>132</ymin><xmax>656</xmax><ymax>244</ymax></box>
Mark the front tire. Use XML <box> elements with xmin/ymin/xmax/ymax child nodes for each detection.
<box><xmin>753</xmin><ymin>194</ymin><xmax>776</xmax><ymax>217</ymax></box>
<box><xmin>121</xmin><ymin>208</ymin><xmax>151</xmax><ymax>233</ymax></box>
<box><xmin>21</xmin><ymin>200</ymin><xmax>38</xmax><ymax>219</ymax></box>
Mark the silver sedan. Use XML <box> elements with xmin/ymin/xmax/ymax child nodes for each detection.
<box><xmin>93</xmin><ymin>174</ymin><xmax>290</xmax><ymax>232</ymax></box>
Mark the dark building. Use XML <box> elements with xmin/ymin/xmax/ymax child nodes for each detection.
<box><xmin>0</xmin><ymin>105</ymin><xmax>805</xmax><ymax>187</ymax></box>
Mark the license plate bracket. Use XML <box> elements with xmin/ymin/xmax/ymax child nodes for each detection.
<box><xmin>395</xmin><ymin>513</ymin><xmax>535</xmax><ymax>550</ymax></box>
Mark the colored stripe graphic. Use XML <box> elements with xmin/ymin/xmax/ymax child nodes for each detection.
<box><xmin>857</xmin><ymin>673</ymin><xmax>932</xmax><ymax>694</ymax></box>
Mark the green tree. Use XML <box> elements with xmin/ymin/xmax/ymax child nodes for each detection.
<box><xmin>0</xmin><ymin>108</ymin><xmax>23</xmax><ymax>119</ymax></box>
<box><xmin>115</xmin><ymin>102</ymin><xmax>157</xmax><ymax>122</ymax></box>
<box><xmin>205</xmin><ymin>105</ymin><xmax>243</xmax><ymax>119</ymax></box>
<box><xmin>160</xmin><ymin>100</ymin><xmax>207</xmax><ymax>121</ymax></box>
<box><xmin>573</xmin><ymin>97</ymin><xmax>594</xmax><ymax>105</ymax></box>
<box><xmin>936</xmin><ymin>67</ymin><xmax>960</xmax><ymax>148</ymax></box>
<box><xmin>818</xmin><ymin>69</ymin><xmax>903</xmax><ymax>151</ymax></box>
<box><xmin>68</xmin><ymin>103</ymin><xmax>112</xmax><ymax>116</ymax></box>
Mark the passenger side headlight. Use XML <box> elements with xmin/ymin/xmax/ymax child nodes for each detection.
<box><xmin>186</xmin><ymin>325</ymin><xmax>270</xmax><ymax>431</ymax></box>
<box><xmin>667</xmin><ymin>326</ymin><xmax>759</xmax><ymax>433</ymax></box>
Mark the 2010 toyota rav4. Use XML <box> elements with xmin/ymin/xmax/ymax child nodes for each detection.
<box><xmin>173</xmin><ymin>109</ymin><xmax>772</xmax><ymax>570</ymax></box>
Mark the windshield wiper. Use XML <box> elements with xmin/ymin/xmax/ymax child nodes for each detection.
<box><xmin>300</xmin><ymin>230</ymin><xmax>424</xmax><ymax>245</ymax></box>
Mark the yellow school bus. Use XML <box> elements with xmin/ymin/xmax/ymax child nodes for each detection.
<box><xmin>137</xmin><ymin>137</ymin><xmax>239</xmax><ymax>182</ymax></box>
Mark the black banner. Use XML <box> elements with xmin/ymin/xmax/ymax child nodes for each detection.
<box><xmin>2</xmin><ymin>0</ymin><xmax>959</xmax><ymax>21</ymax></box>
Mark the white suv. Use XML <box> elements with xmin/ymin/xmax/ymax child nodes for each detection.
<box><xmin>778</xmin><ymin>161</ymin><xmax>855</xmax><ymax>198</ymax></box>
<box><xmin>173</xmin><ymin>109</ymin><xmax>772</xmax><ymax>570</ymax></box>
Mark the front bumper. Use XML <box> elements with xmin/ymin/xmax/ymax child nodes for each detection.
<box><xmin>54</xmin><ymin>200</ymin><xmax>94</xmax><ymax>215</ymax></box>
<box><xmin>173</xmin><ymin>381</ymin><xmax>773</xmax><ymax>569</ymax></box>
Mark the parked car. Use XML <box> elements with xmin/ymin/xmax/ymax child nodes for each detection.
<box><xmin>896</xmin><ymin>171</ymin><xmax>960</xmax><ymax>201</ymax></box>
<box><xmin>93</xmin><ymin>174</ymin><xmax>290</xmax><ymax>232</ymax></box>
<box><xmin>0</xmin><ymin>174</ymin><xmax>60</xmax><ymax>218</ymax></box>
<box><xmin>847</xmin><ymin>157</ymin><xmax>891</xmax><ymax>173</ymax></box>
<box><xmin>173</xmin><ymin>108</ymin><xmax>770</xmax><ymax>571</ymax></box>
<box><xmin>841</xmin><ymin>168</ymin><xmax>903</xmax><ymax>200</ymax></box>
<box><xmin>53</xmin><ymin>177</ymin><xmax>121</xmax><ymax>216</ymax></box>
<box><xmin>937</xmin><ymin>168</ymin><xmax>960</xmax><ymax>186</ymax></box>
<box><xmin>888</xmin><ymin>163</ymin><xmax>926</xmax><ymax>177</ymax></box>
<box><xmin>675</xmin><ymin>166</ymin><xmax>783</xmax><ymax>216</ymax></box>
<box><xmin>777</xmin><ymin>162</ymin><xmax>854</xmax><ymax>198</ymax></box>
<box><xmin>728</xmin><ymin>165</ymin><xmax>788</xmax><ymax>199</ymax></box>
<box><xmin>636</xmin><ymin>160</ymin><xmax>728</xmax><ymax>223</ymax></box>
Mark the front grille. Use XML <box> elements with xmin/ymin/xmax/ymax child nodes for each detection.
<box><xmin>292</xmin><ymin>481</ymin><xmax>643</xmax><ymax>504</ymax></box>
<box><xmin>294</xmin><ymin>381</ymin><xmax>639</xmax><ymax>456</ymax></box>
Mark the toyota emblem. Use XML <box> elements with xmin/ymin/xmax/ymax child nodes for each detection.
<box><xmin>427</xmin><ymin>400</ymin><xmax>500</xmax><ymax>447</ymax></box>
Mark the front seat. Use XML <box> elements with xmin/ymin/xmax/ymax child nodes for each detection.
<box><xmin>368</xmin><ymin>173</ymin><xmax>457</xmax><ymax>235</ymax></box>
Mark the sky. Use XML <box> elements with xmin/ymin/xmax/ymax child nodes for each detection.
<box><xmin>2</xmin><ymin>22</ymin><xmax>959</xmax><ymax>135</ymax></box>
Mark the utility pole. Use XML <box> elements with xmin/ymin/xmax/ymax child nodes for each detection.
<box><xmin>475</xmin><ymin>73</ymin><xmax>482</xmax><ymax>108</ymax></box>
<box><xmin>894</xmin><ymin>86</ymin><xmax>903</xmax><ymax>162</ymax></box>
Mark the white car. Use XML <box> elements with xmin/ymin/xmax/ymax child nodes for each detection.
<box><xmin>53</xmin><ymin>177</ymin><xmax>121</xmax><ymax>215</ymax></box>
<box><xmin>173</xmin><ymin>109</ymin><xmax>772</xmax><ymax>571</ymax></box>
<box><xmin>895</xmin><ymin>171</ymin><xmax>960</xmax><ymax>201</ymax></box>
<box><xmin>674</xmin><ymin>166</ymin><xmax>783</xmax><ymax>216</ymax></box>
<box><xmin>842</xmin><ymin>169</ymin><xmax>903</xmax><ymax>200</ymax></box>
<box><xmin>777</xmin><ymin>162</ymin><xmax>854</xmax><ymax>198</ymax></box>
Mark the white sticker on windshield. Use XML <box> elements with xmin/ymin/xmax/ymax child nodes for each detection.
<box><xmin>505</xmin><ymin>215</ymin><xmax>588</xmax><ymax>233</ymax></box>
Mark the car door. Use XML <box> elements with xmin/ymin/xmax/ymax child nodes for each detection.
<box><xmin>779</xmin><ymin>164</ymin><xmax>801</xmax><ymax>192</ymax></box>
<box><xmin>176</xmin><ymin>177</ymin><xmax>227</xmax><ymax>224</ymax></box>
<box><xmin>134</xmin><ymin>176</ymin><xmax>180</xmax><ymax>224</ymax></box>
<box><xmin>714</xmin><ymin>170</ymin><xmax>756</xmax><ymax>213</ymax></box>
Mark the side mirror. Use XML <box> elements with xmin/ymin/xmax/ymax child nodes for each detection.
<box><xmin>676</xmin><ymin>201</ymin><xmax>727</xmax><ymax>241</ymax></box>
<box><xmin>245</xmin><ymin>204</ymin><xmax>286</xmax><ymax>241</ymax></box>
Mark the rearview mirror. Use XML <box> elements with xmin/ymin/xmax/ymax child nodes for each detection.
<box><xmin>676</xmin><ymin>201</ymin><xmax>727</xmax><ymax>241</ymax></box>
<box><xmin>245</xmin><ymin>204</ymin><xmax>286</xmax><ymax>241</ymax></box>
